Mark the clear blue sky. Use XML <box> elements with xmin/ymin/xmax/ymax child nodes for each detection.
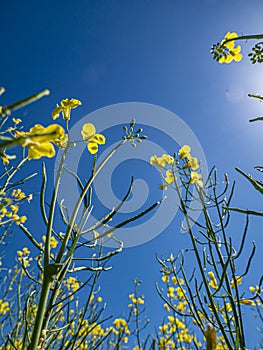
<box><xmin>1</xmin><ymin>0</ymin><xmax>263</xmax><ymax>348</ymax></box>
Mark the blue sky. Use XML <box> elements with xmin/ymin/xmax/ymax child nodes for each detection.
<box><xmin>1</xmin><ymin>0</ymin><xmax>263</xmax><ymax>348</ymax></box>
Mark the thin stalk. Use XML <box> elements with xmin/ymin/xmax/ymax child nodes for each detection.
<box><xmin>0</xmin><ymin>89</ymin><xmax>50</xmax><ymax>117</ymax></box>
<box><xmin>174</xmin><ymin>180</ymin><xmax>233</xmax><ymax>349</ymax></box>
<box><xmin>28</xmin><ymin>148</ymin><xmax>68</xmax><ymax>350</ymax></box>
<box><xmin>55</xmin><ymin>140</ymin><xmax>126</xmax><ymax>264</ymax></box>
<box><xmin>223</xmin><ymin>34</ymin><xmax>263</xmax><ymax>46</ymax></box>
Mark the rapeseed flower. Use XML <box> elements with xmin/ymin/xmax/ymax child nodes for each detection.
<box><xmin>17</xmin><ymin>124</ymin><xmax>65</xmax><ymax>160</ymax></box>
<box><xmin>81</xmin><ymin>123</ymin><xmax>106</xmax><ymax>154</ymax></box>
<box><xmin>178</xmin><ymin>145</ymin><xmax>191</xmax><ymax>159</ymax></box>
<box><xmin>219</xmin><ymin>32</ymin><xmax>242</xmax><ymax>63</ymax></box>
<box><xmin>189</xmin><ymin>171</ymin><xmax>203</xmax><ymax>187</ymax></box>
<box><xmin>52</xmin><ymin>98</ymin><xmax>82</xmax><ymax>120</ymax></box>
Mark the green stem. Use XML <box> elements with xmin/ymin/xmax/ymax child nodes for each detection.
<box><xmin>174</xmin><ymin>181</ymin><xmax>233</xmax><ymax>349</ymax></box>
<box><xmin>223</xmin><ymin>34</ymin><xmax>263</xmax><ymax>46</ymax></box>
<box><xmin>28</xmin><ymin>148</ymin><xmax>68</xmax><ymax>349</ymax></box>
<box><xmin>55</xmin><ymin>139</ymin><xmax>126</xmax><ymax>264</ymax></box>
<box><xmin>28</xmin><ymin>278</ymin><xmax>52</xmax><ymax>350</ymax></box>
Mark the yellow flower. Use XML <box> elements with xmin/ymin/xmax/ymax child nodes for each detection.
<box><xmin>52</xmin><ymin>98</ymin><xmax>82</xmax><ymax>120</ymax></box>
<box><xmin>15</xmin><ymin>215</ymin><xmax>27</xmax><ymax>225</ymax></box>
<box><xmin>165</xmin><ymin>170</ymin><xmax>176</xmax><ymax>185</ymax></box>
<box><xmin>159</xmin><ymin>170</ymin><xmax>176</xmax><ymax>190</ymax></box>
<box><xmin>184</xmin><ymin>155</ymin><xmax>199</xmax><ymax>170</ymax></box>
<box><xmin>167</xmin><ymin>287</ymin><xmax>175</xmax><ymax>298</ymax></box>
<box><xmin>150</xmin><ymin>155</ymin><xmax>166</xmax><ymax>167</ymax></box>
<box><xmin>12</xmin><ymin>118</ymin><xmax>22</xmax><ymax>124</ymax></box>
<box><xmin>219</xmin><ymin>45</ymin><xmax>242</xmax><ymax>63</ymax></box>
<box><xmin>178</xmin><ymin>145</ymin><xmax>191</xmax><ymax>159</ymax></box>
<box><xmin>0</xmin><ymin>300</ymin><xmax>9</xmax><ymax>315</ymax></box>
<box><xmin>18</xmin><ymin>124</ymin><xmax>65</xmax><ymax>160</ymax></box>
<box><xmin>189</xmin><ymin>171</ymin><xmax>203</xmax><ymax>187</ymax></box>
<box><xmin>231</xmin><ymin>276</ymin><xmax>242</xmax><ymax>288</ymax></box>
<box><xmin>161</xmin><ymin>154</ymin><xmax>174</xmax><ymax>165</ymax></box>
<box><xmin>12</xmin><ymin>188</ymin><xmax>26</xmax><ymax>200</ymax></box>
<box><xmin>113</xmin><ymin>318</ymin><xmax>128</xmax><ymax>329</ymax></box>
<box><xmin>22</xmin><ymin>247</ymin><xmax>30</xmax><ymax>255</ymax></box>
<box><xmin>208</xmin><ymin>271</ymin><xmax>218</xmax><ymax>290</ymax></box>
<box><xmin>221</xmin><ymin>32</ymin><xmax>238</xmax><ymax>49</ymax></box>
<box><xmin>150</xmin><ymin>154</ymin><xmax>174</xmax><ymax>167</ymax></box>
<box><xmin>42</xmin><ymin>235</ymin><xmax>58</xmax><ymax>249</ymax></box>
<box><xmin>175</xmin><ymin>286</ymin><xmax>186</xmax><ymax>299</ymax></box>
<box><xmin>81</xmin><ymin>123</ymin><xmax>106</xmax><ymax>154</ymax></box>
<box><xmin>162</xmin><ymin>274</ymin><xmax>169</xmax><ymax>283</ymax></box>
<box><xmin>66</xmin><ymin>277</ymin><xmax>80</xmax><ymax>292</ymax></box>
<box><xmin>219</xmin><ymin>32</ymin><xmax>242</xmax><ymax>64</ymax></box>
<box><xmin>10</xmin><ymin>205</ymin><xmax>19</xmax><ymax>214</ymax></box>
<box><xmin>159</xmin><ymin>324</ymin><xmax>169</xmax><ymax>333</ymax></box>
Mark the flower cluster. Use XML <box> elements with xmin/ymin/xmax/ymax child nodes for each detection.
<box><xmin>0</xmin><ymin>300</ymin><xmax>9</xmax><ymax>315</ymax></box>
<box><xmin>17</xmin><ymin>247</ymin><xmax>32</xmax><ymax>272</ymax></box>
<box><xmin>0</xmin><ymin>188</ymin><xmax>31</xmax><ymax>226</ymax></box>
<box><xmin>128</xmin><ymin>292</ymin><xmax>145</xmax><ymax>315</ymax></box>
<box><xmin>42</xmin><ymin>235</ymin><xmax>59</xmax><ymax>249</ymax></box>
<box><xmin>150</xmin><ymin>145</ymin><xmax>203</xmax><ymax>189</ymax></box>
<box><xmin>211</xmin><ymin>32</ymin><xmax>242</xmax><ymax>64</ymax></box>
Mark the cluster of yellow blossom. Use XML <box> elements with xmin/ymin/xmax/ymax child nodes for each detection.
<box><xmin>211</xmin><ymin>32</ymin><xmax>243</xmax><ymax>64</ymax></box>
<box><xmin>158</xmin><ymin>314</ymin><xmax>202</xmax><ymax>348</ymax></box>
<box><xmin>42</xmin><ymin>235</ymin><xmax>59</xmax><ymax>249</ymax></box>
<box><xmin>66</xmin><ymin>319</ymin><xmax>108</xmax><ymax>349</ymax></box>
<box><xmin>161</xmin><ymin>270</ymin><xmax>257</xmax><ymax>349</ymax></box>
<box><xmin>0</xmin><ymin>116</ymin><xmax>23</xmax><ymax>165</ymax></box>
<box><xmin>111</xmin><ymin>318</ymin><xmax>131</xmax><ymax>343</ymax></box>
<box><xmin>128</xmin><ymin>293</ymin><xmax>145</xmax><ymax>316</ymax></box>
<box><xmin>0</xmin><ymin>299</ymin><xmax>9</xmax><ymax>315</ymax></box>
<box><xmin>162</xmin><ymin>274</ymin><xmax>188</xmax><ymax>313</ymax></box>
<box><xmin>219</xmin><ymin>32</ymin><xmax>242</xmax><ymax>63</ymax></box>
<box><xmin>17</xmin><ymin>247</ymin><xmax>32</xmax><ymax>271</ymax></box>
<box><xmin>1</xmin><ymin>97</ymin><xmax>106</xmax><ymax>162</ymax></box>
<box><xmin>0</xmin><ymin>189</ymin><xmax>31</xmax><ymax>225</ymax></box>
<box><xmin>150</xmin><ymin>145</ymin><xmax>203</xmax><ymax>189</ymax></box>
<box><xmin>162</xmin><ymin>273</ymin><xmax>197</xmax><ymax>346</ymax></box>
<box><xmin>66</xmin><ymin>276</ymin><xmax>80</xmax><ymax>293</ymax></box>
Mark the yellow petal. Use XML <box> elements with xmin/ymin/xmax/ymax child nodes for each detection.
<box><xmin>27</xmin><ymin>142</ymin><xmax>55</xmax><ymax>160</ymax></box>
<box><xmin>87</xmin><ymin>142</ymin><xmax>98</xmax><ymax>154</ymax></box>
<box><xmin>52</xmin><ymin>106</ymin><xmax>63</xmax><ymax>120</ymax></box>
<box><xmin>29</xmin><ymin>124</ymin><xmax>65</xmax><ymax>142</ymax></box>
<box><xmin>91</xmin><ymin>134</ymin><xmax>106</xmax><ymax>145</ymax></box>
<box><xmin>81</xmin><ymin>123</ymin><xmax>96</xmax><ymax>141</ymax></box>
<box><xmin>61</xmin><ymin>98</ymin><xmax>82</xmax><ymax>108</ymax></box>
<box><xmin>233</xmin><ymin>53</ymin><xmax>242</xmax><ymax>62</ymax></box>
<box><xmin>178</xmin><ymin>145</ymin><xmax>191</xmax><ymax>158</ymax></box>
<box><xmin>225</xmin><ymin>54</ymin><xmax>234</xmax><ymax>63</ymax></box>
